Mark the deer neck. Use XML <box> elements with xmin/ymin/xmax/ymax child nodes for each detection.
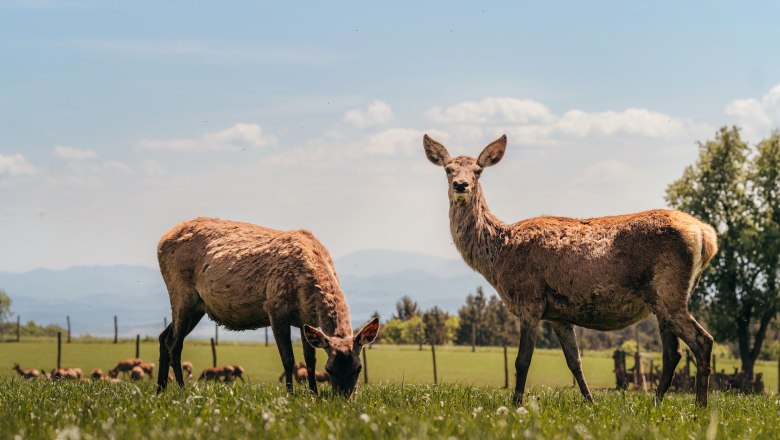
<box><xmin>313</xmin><ymin>271</ymin><xmax>353</xmax><ymax>338</ymax></box>
<box><xmin>449</xmin><ymin>182</ymin><xmax>508</xmax><ymax>281</ymax></box>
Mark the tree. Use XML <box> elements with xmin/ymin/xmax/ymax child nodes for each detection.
<box><xmin>455</xmin><ymin>287</ymin><xmax>488</xmax><ymax>348</ymax></box>
<box><xmin>392</xmin><ymin>296</ymin><xmax>420</xmax><ymax>321</ymax></box>
<box><xmin>0</xmin><ymin>289</ymin><xmax>12</xmax><ymax>341</ymax></box>
<box><xmin>667</xmin><ymin>126</ymin><xmax>780</xmax><ymax>376</ymax></box>
<box><xmin>422</xmin><ymin>306</ymin><xmax>450</xmax><ymax>345</ymax></box>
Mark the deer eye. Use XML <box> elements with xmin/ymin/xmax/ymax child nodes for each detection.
<box><xmin>445</xmin><ymin>167</ymin><xmax>454</xmax><ymax>175</ymax></box>
<box><xmin>475</xmin><ymin>169</ymin><xmax>482</xmax><ymax>176</ymax></box>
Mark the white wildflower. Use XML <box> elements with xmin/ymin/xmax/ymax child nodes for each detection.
<box><xmin>472</xmin><ymin>406</ymin><xmax>483</xmax><ymax>417</ymax></box>
<box><xmin>359</xmin><ymin>413</ymin><xmax>370</xmax><ymax>423</ymax></box>
<box><xmin>496</xmin><ymin>406</ymin><xmax>509</xmax><ymax>415</ymax></box>
<box><xmin>516</xmin><ymin>406</ymin><xmax>528</xmax><ymax>415</ymax></box>
<box><xmin>55</xmin><ymin>426</ymin><xmax>81</xmax><ymax>440</ymax></box>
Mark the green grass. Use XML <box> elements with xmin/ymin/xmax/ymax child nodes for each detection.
<box><xmin>1</xmin><ymin>339</ymin><xmax>777</xmax><ymax>392</ymax></box>
<box><xmin>1</xmin><ymin>380</ymin><xmax>779</xmax><ymax>439</ymax></box>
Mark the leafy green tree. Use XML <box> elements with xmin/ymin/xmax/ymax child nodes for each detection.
<box><xmin>392</xmin><ymin>296</ymin><xmax>420</xmax><ymax>321</ymax></box>
<box><xmin>0</xmin><ymin>289</ymin><xmax>12</xmax><ymax>341</ymax></box>
<box><xmin>455</xmin><ymin>287</ymin><xmax>488</xmax><ymax>347</ymax></box>
<box><xmin>422</xmin><ymin>306</ymin><xmax>450</xmax><ymax>345</ymax></box>
<box><xmin>667</xmin><ymin>126</ymin><xmax>780</xmax><ymax>376</ymax></box>
<box><xmin>381</xmin><ymin>319</ymin><xmax>404</xmax><ymax>344</ymax></box>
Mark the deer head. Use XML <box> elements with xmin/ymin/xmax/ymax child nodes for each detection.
<box><xmin>303</xmin><ymin>317</ymin><xmax>380</xmax><ymax>398</ymax></box>
<box><xmin>423</xmin><ymin>134</ymin><xmax>507</xmax><ymax>205</ymax></box>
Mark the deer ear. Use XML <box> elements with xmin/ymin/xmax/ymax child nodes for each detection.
<box><xmin>303</xmin><ymin>325</ymin><xmax>330</xmax><ymax>349</ymax></box>
<box><xmin>423</xmin><ymin>134</ymin><xmax>451</xmax><ymax>167</ymax></box>
<box><xmin>354</xmin><ymin>317</ymin><xmax>380</xmax><ymax>347</ymax></box>
<box><xmin>477</xmin><ymin>135</ymin><xmax>507</xmax><ymax>168</ymax></box>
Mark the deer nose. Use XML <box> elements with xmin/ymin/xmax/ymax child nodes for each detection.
<box><xmin>453</xmin><ymin>181</ymin><xmax>469</xmax><ymax>193</ymax></box>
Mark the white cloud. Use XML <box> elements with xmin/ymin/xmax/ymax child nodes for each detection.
<box><xmin>54</xmin><ymin>145</ymin><xmax>97</xmax><ymax>160</ymax></box>
<box><xmin>724</xmin><ymin>84</ymin><xmax>780</xmax><ymax>140</ymax></box>
<box><xmin>0</xmin><ymin>153</ymin><xmax>37</xmax><ymax>176</ymax></box>
<box><xmin>343</xmin><ymin>100</ymin><xmax>394</xmax><ymax>128</ymax></box>
<box><xmin>138</xmin><ymin>123</ymin><xmax>275</xmax><ymax>151</ymax></box>
<box><xmin>424</xmin><ymin>97</ymin><xmax>695</xmax><ymax>145</ymax></box>
<box><xmin>425</xmin><ymin>97</ymin><xmax>555</xmax><ymax>125</ymax></box>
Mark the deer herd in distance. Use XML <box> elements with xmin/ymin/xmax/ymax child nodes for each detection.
<box><xmin>12</xmin><ymin>359</ymin><xmax>246</xmax><ymax>384</ymax></box>
<box><xmin>9</xmin><ymin>135</ymin><xmax>720</xmax><ymax>408</ymax></box>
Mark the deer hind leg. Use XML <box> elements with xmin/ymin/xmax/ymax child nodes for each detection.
<box><xmin>169</xmin><ymin>309</ymin><xmax>204</xmax><ymax>388</ymax></box>
<box><xmin>655</xmin><ymin>318</ymin><xmax>682</xmax><ymax>402</ymax></box>
<box><xmin>550</xmin><ymin>322</ymin><xmax>594</xmax><ymax>403</ymax></box>
<box><xmin>664</xmin><ymin>313</ymin><xmax>712</xmax><ymax>406</ymax></box>
<box><xmin>301</xmin><ymin>326</ymin><xmax>318</xmax><ymax>394</ymax></box>
<box><xmin>513</xmin><ymin>320</ymin><xmax>539</xmax><ymax>405</ymax></box>
<box><xmin>157</xmin><ymin>324</ymin><xmax>174</xmax><ymax>392</ymax></box>
<box><xmin>271</xmin><ymin>317</ymin><xmax>295</xmax><ymax>392</ymax></box>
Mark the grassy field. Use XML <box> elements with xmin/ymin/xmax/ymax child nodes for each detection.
<box><xmin>1</xmin><ymin>380</ymin><xmax>779</xmax><ymax>439</ymax></box>
<box><xmin>2</xmin><ymin>339</ymin><xmax>779</xmax><ymax>439</ymax></box>
<box><xmin>1</xmin><ymin>339</ymin><xmax>778</xmax><ymax>391</ymax></box>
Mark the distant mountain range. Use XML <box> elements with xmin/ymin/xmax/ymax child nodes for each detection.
<box><xmin>0</xmin><ymin>250</ymin><xmax>495</xmax><ymax>341</ymax></box>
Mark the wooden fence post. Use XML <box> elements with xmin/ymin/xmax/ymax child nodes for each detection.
<box><xmin>114</xmin><ymin>316</ymin><xmax>118</xmax><ymax>344</ymax></box>
<box><xmin>57</xmin><ymin>332</ymin><xmax>62</xmax><ymax>369</ymax></box>
<box><xmin>431</xmin><ymin>343</ymin><xmax>438</xmax><ymax>384</ymax></box>
<box><xmin>362</xmin><ymin>347</ymin><xmax>368</xmax><ymax>385</ymax></box>
<box><xmin>265</xmin><ymin>327</ymin><xmax>269</xmax><ymax>346</ymax></box>
<box><xmin>16</xmin><ymin>315</ymin><xmax>20</xmax><ymax>342</ymax></box>
<box><xmin>211</xmin><ymin>337</ymin><xmax>217</xmax><ymax>367</ymax></box>
<box><xmin>135</xmin><ymin>334</ymin><xmax>140</xmax><ymax>358</ymax></box>
<box><xmin>777</xmin><ymin>355</ymin><xmax>779</xmax><ymax>395</ymax></box>
<box><xmin>66</xmin><ymin>315</ymin><xmax>71</xmax><ymax>343</ymax></box>
<box><xmin>471</xmin><ymin>325</ymin><xmax>476</xmax><ymax>352</ymax></box>
<box><xmin>215</xmin><ymin>323</ymin><xmax>219</xmax><ymax>346</ymax></box>
<box><xmin>503</xmin><ymin>344</ymin><xmax>509</xmax><ymax>389</ymax></box>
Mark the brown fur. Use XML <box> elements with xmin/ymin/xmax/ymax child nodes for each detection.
<box><xmin>130</xmin><ymin>366</ymin><xmax>145</xmax><ymax>381</ymax></box>
<box><xmin>199</xmin><ymin>366</ymin><xmax>234</xmax><ymax>382</ymax></box>
<box><xmin>138</xmin><ymin>362</ymin><xmax>155</xmax><ymax>379</ymax></box>
<box><xmin>230</xmin><ymin>364</ymin><xmax>245</xmax><ymax>382</ymax></box>
<box><xmin>51</xmin><ymin>368</ymin><xmax>79</xmax><ymax>380</ymax></box>
<box><xmin>109</xmin><ymin>358</ymin><xmax>142</xmax><ymax>378</ymax></box>
<box><xmin>424</xmin><ymin>134</ymin><xmax>717</xmax><ymax>407</ymax></box>
<box><xmin>91</xmin><ymin>369</ymin><xmax>105</xmax><ymax>380</ymax></box>
<box><xmin>155</xmin><ymin>217</ymin><xmax>379</xmax><ymax>397</ymax></box>
<box><xmin>182</xmin><ymin>361</ymin><xmax>193</xmax><ymax>379</ymax></box>
<box><xmin>12</xmin><ymin>364</ymin><xmax>40</xmax><ymax>379</ymax></box>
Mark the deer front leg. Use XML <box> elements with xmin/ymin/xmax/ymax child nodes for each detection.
<box><xmin>550</xmin><ymin>321</ymin><xmax>594</xmax><ymax>403</ymax></box>
<box><xmin>513</xmin><ymin>320</ymin><xmax>539</xmax><ymax>405</ymax></box>
<box><xmin>301</xmin><ymin>326</ymin><xmax>318</xmax><ymax>394</ymax></box>
<box><xmin>270</xmin><ymin>319</ymin><xmax>295</xmax><ymax>393</ymax></box>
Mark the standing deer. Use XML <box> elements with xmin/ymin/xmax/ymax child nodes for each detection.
<box><xmin>12</xmin><ymin>364</ymin><xmax>40</xmax><ymax>379</ymax></box>
<box><xmin>156</xmin><ymin>217</ymin><xmax>380</xmax><ymax>398</ymax></box>
<box><xmin>423</xmin><ymin>134</ymin><xmax>717</xmax><ymax>407</ymax></box>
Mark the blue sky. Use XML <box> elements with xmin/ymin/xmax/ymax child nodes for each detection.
<box><xmin>2</xmin><ymin>1</ymin><xmax>780</xmax><ymax>271</ymax></box>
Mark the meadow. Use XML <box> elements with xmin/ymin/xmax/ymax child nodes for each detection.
<box><xmin>2</xmin><ymin>339</ymin><xmax>780</xmax><ymax>439</ymax></box>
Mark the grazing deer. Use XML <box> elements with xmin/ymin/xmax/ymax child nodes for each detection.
<box><xmin>279</xmin><ymin>362</ymin><xmax>329</xmax><ymax>384</ymax></box>
<box><xmin>12</xmin><ymin>364</ymin><xmax>40</xmax><ymax>379</ymax></box>
<box><xmin>156</xmin><ymin>217</ymin><xmax>379</xmax><ymax>398</ymax></box>
<box><xmin>423</xmin><ymin>134</ymin><xmax>717</xmax><ymax>407</ymax></box>
<box><xmin>91</xmin><ymin>369</ymin><xmax>105</xmax><ymax>380</ymax></box>
<box><xmin>51</xmin><ymin>368</ymin><xmax>79</xmax><ymax>380</ymax></box>
<box><xmin>109</xmin><ymin>358</ymin><xmax>142</xmax><ymax>378</ymax></box>
<box><xmin>182</xmin><ymin>361</ymin><xmax>193</xmax><ymax>379</ymax></box>
<box><xmin>139</xmin><ymin>362</ymin><xmax>155</xmax><ymax>379</ymax></box>
<box><xmin>230</xmin><ymin>365</ymin><xmax>245</xmax><ymax>382</ymax></box>
<box><xmin>130</xmin><ymin>366</ymin><xmax>145</xmax><ymax>381</ymax></box>
<box><xmin>198</xmin><ymin>366</ymin><xmax>234</xmax><ymax>382</ymax></box>
<box><xmin>279</xmin><ymin>362</ymin><xmax>308</xmax><ymax>384</ymax></box>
